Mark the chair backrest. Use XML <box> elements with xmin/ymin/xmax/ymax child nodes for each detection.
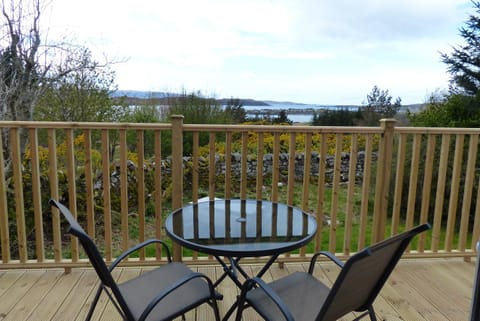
<box><xmin>50</xmin><ymin>199</ymin><xmax>119</xmax><ymax>290</ymax></box>
<box><xmin>470</xmin><ymin>241</ymin><xmax>480</xmax><ymax>321</ymax></box>
<box><xmin>316</xmin><ymin>223</ymin><xmax>431</xmax><ymax>321</ymax></box>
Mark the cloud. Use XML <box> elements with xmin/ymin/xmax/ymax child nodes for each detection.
<box><xmin>288</xmin><ymin>0</ymin><xmax>468</xmax><ymax>43</ymax></box>
<box><xmin>48</xmin><ymin>0</ymin><xmax>472</xmax><ymax>104</ymax></box>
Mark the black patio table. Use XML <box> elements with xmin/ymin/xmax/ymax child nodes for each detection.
<box><xmin>165</xmin><ymin>199</ymin><xmax>317</xmax><ymax>289</ymax></box>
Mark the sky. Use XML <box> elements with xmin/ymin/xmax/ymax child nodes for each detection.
<box><xmin>46</xmin><ymin>0</ymin><xmax>473</xmax><ymax>105</ymax></box>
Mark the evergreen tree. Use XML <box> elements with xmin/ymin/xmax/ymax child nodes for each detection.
<box><xmin>224</xmin><ymin>98</ymin><xmax>247</xmax><ymax>123</ymax></box>
<box><xmin>359</xmin><ymin>86</ymin><xmax>401</xmax><ymax>126</ymax></box>
<box><xmin>441</xmin><ymin>1</ymin><xmax>480</xmax><ymax>95</ymax></box>
<box><xmin>411</xmin><ymin>2</ymin><xmax>480</xmax><ymax>128</ymax></box>
<box><xmin>272</xmin><ymin>110</ymin><xmax>292</xmax><ymax>124</ymax></box>
<box><xmin>311</xmin><ymin>109</ymin><xmax>358</xmax><ymax>126</ymax></box>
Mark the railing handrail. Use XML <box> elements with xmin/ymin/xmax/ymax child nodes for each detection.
<box><xmin>0</xmin><ymin>119</ymin><xmax>478</xmax><ymax>269</ymax></box>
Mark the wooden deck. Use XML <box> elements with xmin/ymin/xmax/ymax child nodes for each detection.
<box><xmin>0</xmin><ymin>258</ymin><xmax>475</xmax><ymax>321</ymax></box>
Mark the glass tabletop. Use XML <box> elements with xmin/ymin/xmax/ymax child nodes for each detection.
<box><xmin>165</xmin><ymin>199</ymin><xmax>317</xmax><ymax>257</ymax></box>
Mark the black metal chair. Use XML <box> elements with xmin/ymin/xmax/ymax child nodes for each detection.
<box><xmin>470</xmin><ymin>241</ymin><xmax>480</xmax><ymax>321</ymax></box>
<box><xmin>235</xmin><ymin>223</ymin><xmax>431</xmax><ymax>321</ymax></box>
<box><xmin>50</xmin><ymin>199</ymin><xmax>220</xmax><ymax>321</ymax></box>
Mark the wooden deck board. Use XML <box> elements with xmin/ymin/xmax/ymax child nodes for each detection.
<box><xmin>50</xmin><ymin>269</ymin><xmax>98</xmax><ymax>321</ymax></box>
<box><xmin>0</xmin><ymin>258</ymin><xmax>474</xmax><ymax>321</ymax></box>
<box><xmin>31</xmin><ymin>269</ymin><xmax>84</xmax><ymax>321</ymax></box>
<box><xmin>4</xmin><ymin>270</ymin><xmax>64</xmax><ymax>321</ymax></box>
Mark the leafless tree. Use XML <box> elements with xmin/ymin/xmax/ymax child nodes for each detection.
<box><xmin>0</xmin><ymin>0</ymin><xmax>116</xmax><ymax>169</ymax></box>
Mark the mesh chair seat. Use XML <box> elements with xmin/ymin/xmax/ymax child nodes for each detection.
<box><xmin>247</xmin><ymin>272</ymin><xmax>329</xmax><ymax>321</ymax></box>
<box><xmin>119</xmin><ymin>262</ymin><xmax>215</xmax><ymax>321</ymax></box>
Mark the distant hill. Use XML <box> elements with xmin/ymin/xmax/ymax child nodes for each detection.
<box><xmin>112</xmin><ymin>90</ymin><xmax>171</xmax><ymax>99</ymax></box>
<box><xmin>112</xmin><ymin>90</ymin><xmax>270</xmax><ymax>106</ymax></box>
<box><xmin>111</xmin><ymin>90</ymin><xmax>269</xmax><ymax>106</ymax></box>
<box><xmin>217</xmin><ymin>98</ymin><xmax>270</xmax><ymax>106</ymax></box>
<box><xmin>111</xmin><ymin>90</ymin><xmax>424</xmax><ymax>111</ymax></box>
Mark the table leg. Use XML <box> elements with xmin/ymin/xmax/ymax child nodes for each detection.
<box><xmin>217</xmin><ymin>254</ymin><xmax>280</xmax><ymax>321</ymax></box>
<box><xmin>256</xmin><ymin>254</ymin><xmax>279</xmax><ymax>278</ymax></box>
<box><xmin>213</xmin><ymin>256</ymin><xmax>243</xmax><ymax>288</ymax></box>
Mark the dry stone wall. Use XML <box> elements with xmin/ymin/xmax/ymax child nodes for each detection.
<box><xmin>182</xmin><ymin>151</ymin><xmax>378</xmax><ymax>184</ymax></box>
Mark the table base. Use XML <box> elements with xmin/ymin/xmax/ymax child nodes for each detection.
<box><xmin>213</xmin><ymin>254</ymin><xmax>279</xmax><ymax>321</ymax></box>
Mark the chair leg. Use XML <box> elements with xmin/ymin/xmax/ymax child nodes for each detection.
<box><xmin>85</xmin><ymin>285</ymin><xmax>103</xmax><ymax>321</ymax></box>
<box><xmin>211</xmin><ymin>299</ymin><xmax>221</xmax><ymax>321</ymax></box>
<box><xmin>234</xmin><ymin>295</ymin><xmax>246</xmax><ymax>321</ymax></box>
<box><xmin>235</xmin><ymin>305</ymin><xmax>244</xmax><ymax>321</ymax></box>
<box><xmin>368</xmin><ymin>306</ymin><xmax>377</xmax><ymax>321</ymax></box>
<box><xmin>352</xmin><ymin>306</ymin><xmax>377</xmax><ymax>321</ymax></box>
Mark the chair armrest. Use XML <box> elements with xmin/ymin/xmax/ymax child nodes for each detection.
<box><xmin>138</xmin><ymin>272</ymin><xmax>216</xmax><ymax>321</ymax></box>
<box><xmin>308</xmin><ymin>251</ymin><xmax>344</xmax><ymax>274</ymax></box>
<box><xmin>109</xmin><ymin>239</ymin><xmax>172</xmax><ymax>271</ymax></box>
<box><xmin>238</xmin><ymin>277</ymin><xmax>295</xmax><ymax>321</ymax></box>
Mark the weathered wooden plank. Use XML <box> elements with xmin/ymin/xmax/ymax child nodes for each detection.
<box><xmin>0</xmin><ymin>270</ymin><xmax>24</xmax><ymax>297</ymax></box>
<box><xmin>154</xmin><ymin>129</ymin><xmax>163</xmax><ymax>259</ymax></box>
<box><xmin>28</xmin><ymin>128</ymin><xmax>44</xmax><ymax>262</ymax></box>
<box><xmin>136</xmin><ymin>130</ymin><xmax>146</xmax><ymax>260</ymax></box>
<box><xmin>397</xmin><ymin>259</ymin><xmax>471</xmax><ymax>321</ymax></box>
<box><xmin>0</xmin><ymin>270</ymin><xmax>44</xmax><ymax>319</ymax></box>
<box><xmin>48</xmin><ymin>129</ymin><xmax>62</xmax><ymax>262</ymax></box>
<box><xmin>432</xmin><ymin>134</ymin><xmax>450</xmax><ymax>252</ymax></box>
<box><xmin>0</xmin><ymin>257</ymin><xmax>474</xmax><ymax>321</ymax></box>
<box><xmin>358</xmin><ymin>134</ymin><xmax>373</xmax><ymax>250</ymax></box>
<box><xmin>271</xmin><ymin>132</ymin><xmax>280</xmax><ymax>203</ymax></box>
<box><xmin>0</xmin><ymin>129</ymin><xmax>10</xmax><ymax>263</ymax></box>
<box><xmin>459</xmin><ymin>134</ymin><xmax>479</xmax><ymax>252</ymax></box>
<box><xmin>4</xmin><ymin>270</ymin><xmax>63</xmax><ymax>321</ymax></box>
<box><xmin>209</xmin><ymin>132</ymin><xmax>216</xmax><ymax>199</ymax></box>
<box><xmin>256</xmin><ymin>132</ymin><xmax>264</xmax><ymax>201</ymax></box>
<box><xmin>445</xmin><ymin>134</ymin><xmax>465</xmax><ymax>251</ymax></box>
<box><xmin>418</xmin><ymin>134</ymin><xmax>436</xmax><ymax>252</ymax></box>
<box><xmin>50</xmin><ymin>269</ymin><xmax>99</xmax><ymax>321</ymax></box>
<box><xmin>379</xmin><ymin>272</ymin><xmax>436</xmax><ymax>320</ymax></box>
<box><xmin>119</xmin><ymin>129</ymin><xmax>129</xmax><ymax>254</ymax></box>
<box><xmin>391</xmin><ymin>133</ymin><xmax>407</xmax><ymax>235</ymax></box>
<box><xmin>329</xmin><ymin>133</ymin><xmax>343</xmax><ymax>252</ymax></box>
<box><xmin>287</xmin><ymin>133</ymin><xmax>296</xmax><ymax>206</ymax></box>
<box><xmin>315</xmin><ymin>133</ymin><xmax>327</xmax><ymax>252</ymax></box>
<box><xmin>302</xmin><ymin>132</ymin><xmax>312</xmax><ymax>211</ymax></box>
<box><xmin>240</xmin><ymin>132</ymin><xmax>248</xmax><ymax>199</ymax></box>
<box><xmin>406</xmin><ymin>134</ymin><xmax>422</xmax><ymax>232</ymax></box>
<box><xmin>344</xmin><ymin>133</ymin><xmax>358</xmax><ymax>255</ymax></box>
<box><xmin>224</xmin><ymin>132</ymin><xmax>232</xmax><ymax>200</ymax></box>
<box><xmin>101</xmin><ymin>130</ymin><xmax>113</xmax><ymax>262</ymax></box>
<box><xmin>65</xmin><ymin>129</ymin><xmax>78</xmax><ymax>262</ymax></box>
<box><xmin>27</xmin><ymin>269</ymin><xmax>84</xmax><ymax>321</ymax></box>
<box><xmin>83</xmin><ymin>129</ymin><xmax>95</xmax><ymax>238</ymax></box>
<box><xmin>10</xmin><ymin>128</ymin><xmax>27</xmax><ymax>262</ymax></box>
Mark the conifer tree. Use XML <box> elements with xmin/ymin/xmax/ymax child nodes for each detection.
<box><xmin>441</xmin><ymin>1</ymin><xmax>480</xmax><ymax>95</ymax></box>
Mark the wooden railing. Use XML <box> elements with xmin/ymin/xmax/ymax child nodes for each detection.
<box><xmin>0</xmin><ymin>118</ymin><xmax>478</xmax><ymax>269</ymax></box>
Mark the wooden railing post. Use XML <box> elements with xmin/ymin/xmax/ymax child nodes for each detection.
<box><xmin>372</xmin><ymin>119</ymin><xmax>396</xmax><ymax>242</ymax></box>
<box><xmin>0</xmin><ymin>129</ymin><xmax>9</xmax><ymax>263</ymax></box>
<box><xmin>11</xmin><ymin>128</ymin><xmax>27</xmax><ymax>262</ymax></box>
<box><xmin>171</xmin><ymin>115</ymin><xmax>184</xmax><ymax>262</ymax></box>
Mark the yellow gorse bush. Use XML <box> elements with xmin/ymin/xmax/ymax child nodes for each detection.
<box><xmin>24</xmin><ymin>133</ymin><xmax>103</xmax><ymax>175</ymax></box>
<box><xmin>197</xmin><ymin>130</ymin><xmax>380</xmax><ymax>158</ymax></box>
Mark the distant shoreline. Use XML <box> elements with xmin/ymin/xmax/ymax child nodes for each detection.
<box><xmin>112</xmin><ymin>90</ymin><xmax>424</xmax><ymax>113</ymax></box>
